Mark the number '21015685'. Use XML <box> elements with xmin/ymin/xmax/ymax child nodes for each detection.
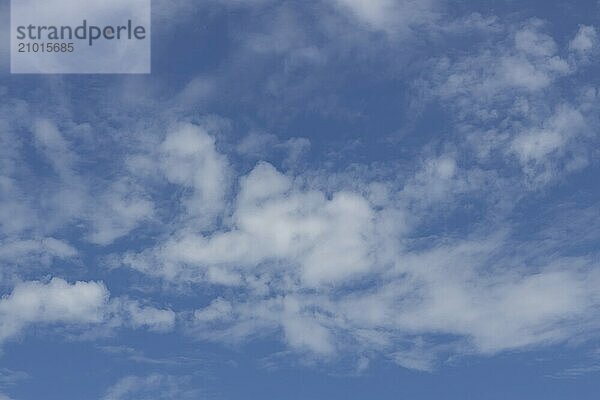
<box><xmin>18</xmin><ymin>42</ymin><xmax>74</xmax><ymax>53</ymax></box>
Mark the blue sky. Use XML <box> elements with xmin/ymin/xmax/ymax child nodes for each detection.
<box><xmin>1</xmin><ymin>0</ymin><xmax>600</xmax><ymax>399</ymax></box>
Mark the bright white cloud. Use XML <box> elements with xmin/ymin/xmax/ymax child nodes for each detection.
<box><xmin>0</xmin><ymin>279</ymin><xmax>176</xmax><ymax>345</ymax></box>
<box><xmin>119</xmin><ymin>129</ymin><xmax>600</xmax><ymax>365</ymax></box>
<box><xmin>159</xmin><ymin>123</ymin><xmax>230</xmax><ymax>224</ymax></box>
<box><xmin>125</xmin><ymin>161</ymin><xmax>391</xmax><ymax>287</ymax></box>
<box><xmin>0</xmin><ymin>278</ymin><xmax>108</xmax><ymax>343</ymax></box>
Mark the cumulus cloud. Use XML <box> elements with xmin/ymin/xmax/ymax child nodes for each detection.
<box><xmin>124</xmin><ymin>161</ymin><xmax>393</xmax><ymax>287</ymax></box>
<box><xmin>0</xmin><ymin>279</ymin><xmax>176</xmax><ymax>345</ymax></box>
<box><xmin>569</xmin><ymin>25</ymin><xmax>597</xmax><ymax>54</ymax></box>
<box><xmin>116</xmin><ymin>123</ymin><xmax>600</xmax><ymax>365</ymax></box>
<box><xmin>0</xmin><ymin>278</ymin><xmax>108</xmax><ymax>343</ymax></box>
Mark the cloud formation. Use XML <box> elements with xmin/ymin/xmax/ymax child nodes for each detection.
<box><xmin>0</xmin><ymin>278</ymin><xmax>175</xmax><ymax>346</ymax></box>
<box><xmin>0</xmin><ymin>0</ymin><xmax>599</xmax><ymax>384</ymax></box>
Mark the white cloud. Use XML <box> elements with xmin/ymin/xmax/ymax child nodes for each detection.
<box><xmin>32</xmin><ymin>118</ymin><xmax>78</xmax><ymax>179</ymax></box>
<box><xmin>435</xmin><ymin>22</ymin><xmax>572</xmax><ymax>102</ymax></box>
<box><xmin>392</xmin><ymin>251</ymin><xmax>597</xmax><ymax>354</ymax></box>
<box><xmin>120</xmin><ymin>132</ymin><xmax>600</xmax><ymax>366</ymax></box>
<box><xmin>0</xmin><ymin>368</ymin><xmax>27</xmax><ymax>389</ymax></box>
<box><xmin>118</xmin><ymin>301</ymin><xmax>176</xmax><ymax>333</ymax></box>
<box><xmin>0</xmin><ymin>278</ymin><xmax>108</xmax><ymax>343</ymax></box>
<box><xmin>183</xmin><ymin>249</ymin><xmax>600</xmax><ymax>363</ymax></box>
<box><xmin>86</xmin><ymin>179</ymin><xmax>155</xmax><ymax>245</ymax></box>
<box><xmin>4</xmin><ymin>92</ymin><xmax>591</xmax><ymax>368</ymax></box>
<box><xmin>0</xmin><ymin>104</ymin><xmax>157</xmax><ymax>247</ymax></box>
<box><xmin>103</xmin><ymin>374</ymin><xmax>200</xmax><ymax>400</ymax></box>
<box><xmin>0</xmin><ymin>177</ymin><xmax>34</xmax><ymax>236</ymax></box>
<box><xmin>514</xmin><ymin>25</ymin><xmax>558</xmax><ymax>57</ymax></box>
<box><xmin>193</xmin><ymin>298</ymin><xmax>232</xmax><ymax>323</ymax></box>
<box><xmin>0</xmin><ymin>279</ymin><xmax>176</xmax><ymax>345</ymax></box>
<box><xmin>175</xmin><ymin>77</ymin><xmax>216</xmax><ymax>107</ymax></box>
<box><xmin>2</xmin><ymin>8</ymin><xmax>600</xmax><ymax>375</ymax></box>
<box><xmin>510</xmin><ymin>105</ymin><xmax>587</xmax><ymax>182</ymax></box>
<box><xmin>426</xmin><ymin>21</ymin><xmax>597</xmax><ymax>187</ymax></box>
<box><xmin>190</xmin><ymin>295</ymin><xmax>336</xmax><ymax>356</ymax></box>
<box><xmin>392</xmin><ymin>347</ymin><xmax>437</xmax><ymax>372</ymax></box>
<box><xmin>333</xmin><ymin>0</ymin><xmax>437</xmax><ymax>35</ymax></box>
<box><xmin>30</xmin><ymin>118</ymin><xmax>88</xmax><ymax>227</ymax></box>
<box><xmin>125</xmin><ymin>161</ymin><xmax>386</xmax><ymax>287</ymax></box>
<box><xmin>569</xmin><ymin>25</ymin><xmax>597</xmax><ymax>54</ymax></box>
<box><xmin>236</xmin><ymin>131</ymin><xmax>311</xmax><ymax>167</ymax></box>
<box><xmin>280</xmin><ymin>296</ymin><xmax>335</xmax><ymax>355</ymax></box>
<box><xmin>0</xmin><ymin>238</ymin><xmax>77</xmax><ymax>265</ymax></box>
<box><xmin>159</xmin><ymin>123</ymin><xmax>230</xmax><ymax>225</ymax></box>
